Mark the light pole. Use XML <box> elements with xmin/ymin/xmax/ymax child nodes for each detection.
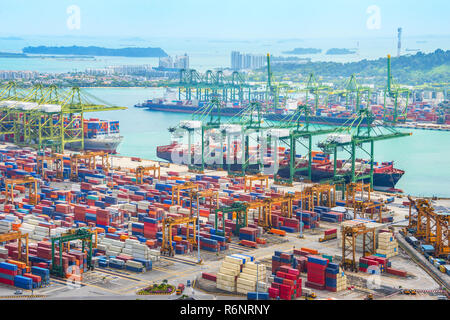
<box><xmin>197</xmin><ymin>194</ymin><xmax>201</xmax><ymax>264</ymax></box>
<box><xmin>298</xmin><ymin>196</ymin><xmax>304</xmax><ymax>238</ymax></box>
<box><xmin>255</xmin><ymin>260</ymin><xmax>259</xmax><ymax>300</ymax></box>
<box><xmin>299</xmin><ymin>209</ymin><xmax>303</xmax><ymax>238</ymax></box>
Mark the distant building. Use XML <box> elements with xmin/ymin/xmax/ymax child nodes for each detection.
<box><xmin>159</xmin><ymin>56</ymin><xmax>174</xmax><ymax>68</ymax></box>
<box><xmin>159</xmin><ymin>54</ymin><xmax>189</xmax><ymax>70</ymax></box>
<box><xmin>174</xmin><ymin>54</ymin><xmax>189</xmax><ymax>69</ymax></box>
<box><xmin>0</xmin><ymin>70</ymin><xmax>38</xmax><ymax>80</ymax></box>
<box><xmin>231</xmin><ymin>51</ymin><xmax>266</xmax><ymax>70</ymax></box>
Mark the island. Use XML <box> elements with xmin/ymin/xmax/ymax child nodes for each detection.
<box><xmin>22</xmin><ymin>46</ymin><xmax>168</xmax><ymax>57</ymax></box>
<box><xmin>282</xmin><ymin>48</ymin><xmax>322</xmax><ymax>55</ymax></box>
<box><xmin>326</xmin><ymin>48</ymin><xmax>357</xmax><ymax>55</ymax></box>
<box><xmin>0</xmin><ymin>52</ymin><xmax>28</xmax><ymax>58</ymax></box>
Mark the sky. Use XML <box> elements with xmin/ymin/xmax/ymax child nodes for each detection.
<box><xmin>0</xmin><ymin>0</ymin><xmax>449</xmax><ymax>39</ymax></box>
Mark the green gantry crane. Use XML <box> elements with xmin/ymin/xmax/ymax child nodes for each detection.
<box><xmin>345</xmin><ymin>74</ymin><xmax>372</xmax><ymax>112</ymax></box>
<box><xmin>0</xmin><ymin>83</ymin><xmax>126</xmax><ymax>153</ymax></box>
<box><xmin>317</xmin><ymin>108</ymin><xmax>412</xmax><ymax>188</ymax></box>
<box><xmin>174</xmin><ymin>69</ymin><xmax>255</xmax><ymax>103</ymax></box>
<box><xmin>273</xmin><ymin>104</ymin><xmax>336</xmax><ymax>186</ymax></box>
<box><xmin>383</xmin><ymin>54</ymin><xmax>411</xmax><ymax>123</ymax></box>
<box><xmin>51</xmin><ymin>228</ymin><xmax>95</xmax><ymax>278</ymax></box>
<box><xmin>214</xmin><ymin>202</ymin><xmax>248</xmax><ymax>236</ymax></box>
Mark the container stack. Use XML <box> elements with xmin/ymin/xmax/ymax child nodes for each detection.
<box><xmin>376</xmin><ymin>231</ymin><xmax>398</xmax><ymax>258</ymax></box>
<box><xmin>23</xmin><ymin>273</ymin><xmax>42</xmax><ymax>288</ymax></box>
<box><xmin>143</xmin><ymin>217</ymin><xmax>159</xmax><ymax>239</ymax></box>
<box><xmin>280</xmin><ymin>218</ymin><xmax>300</xmax><ymax>233</ymax></box>
<box><xmin>0</xmin><ymin>220</ymin><xmax>12</xmax><ymax>234</ymax></box>
<box><xmin>236</xmin><ymin>262</ymin><xmax>267</xmax><ymax>295</ymax></box>
<box><xmin>216</xmin><ymin>255</ymin><xmax>242</xmax><ymax>292</ymax></box>
<box><xmin>0</xmin><ymin>262</ymin><xmax>18</xmax><ymax>286</ymax></box>
<box><xmin>239</xmin><ymin>227</ymin><xmax>258</xmax><ymax>248</ymax></box>
<box><xmin>325</xmin><ymin>262</ymin><xmax>347</xmax><ymax>292</ymax></box>
<box><xmin>319</xmin><ymin>228</ymin><xmax>337</xmax><ymax>242</ymax></box>
<box><xmin>14</xmin><ymin>275</ymin><xmax>33</xmax><ymax>290</ymax></box>
<box><xmin>271</xmin><ymin>251</ymin><xmax>294</xmax><ymax>275</ymax></box>
<box><xmin>305</xmin><ymin>255</ymin><xmax>329</xmax><ymax>290</ymax></box>
<box><xmin>359</xmin><ymin>256</ymin><xmax>382</xmax><ymax>273</ymax></box>
<box><xmin>268</xmin><ymin>266</ymin><xmax>302</xmax><ymax>300</ymax></box>
<box><xmin>295</xmin><ymin>210</ymin><xmax>319</xmax><ymax>230</ymax></box>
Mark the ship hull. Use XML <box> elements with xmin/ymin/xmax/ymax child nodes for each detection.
<box><xmin>138</xmin><ymin>102</ymin><xmax>373</xmax><ymax>126</ymax></box>
<box><xmin>156</xmin><ymin>149</ymin><xmax>403</xmax><ymax>189</ymax></box>
<box><xmin>276</xmin><ymin>166</ymin><xmax>403</xmax><ymax>188</ymax></box>
<box><xmin>264</xmin><ymin>113</ymin><xmax>371</xmax><ymax>127</ymax></box>
<box><xmin>137</xmin><ymin>103</ymin><xmax>246</xmax><ymax>117</ymax></box>
<box><xmin>66</xmin><ymin>136</ymin><xmax>123</xmax><ymax>153</ymax></box>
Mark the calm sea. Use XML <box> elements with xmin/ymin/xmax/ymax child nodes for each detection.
<box><xmin>84</xmin><ymin>87</ymin><xmax>450</xmax><ymax>198</ymax></box>
<box><xmin>0</xmin><ymin>35</ymin><xmax>449</xmax><ymax>72</ymax></box>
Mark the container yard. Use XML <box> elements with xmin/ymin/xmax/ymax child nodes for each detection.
<box><xmin>0</xmin><ymin>1</ymin><xmax>448</xmax><ymax>310</ymax></box>
<box><xmin>0</xmin><ymin>142</ymin><xmax>448</xmax><ymax>301</ymax></box>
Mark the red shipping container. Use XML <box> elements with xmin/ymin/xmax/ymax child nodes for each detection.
<box><xmin>202</xmin><ymin>272</ymin><xmax>217</xmax><ymax>282</ymax></box>
<box><xmin>386</xmin><ymin>267</ymin><xmax>407</xmax><ymax>277</ymax></box>
<box><xmin>0</xmin><ymin>278</ymin><xmax>14</xmax><ymax>286</ymax></box>
<box><xmin>0</xmin><ymin>268</ymin><xmax>18</xmax><ymax>276</ymax></box>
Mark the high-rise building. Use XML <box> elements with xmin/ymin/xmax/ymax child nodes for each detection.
<box><xmin>174</xmin><ymin>54</ymin><xmax>189</xmax><ymax>69</ymax></box>
<box><xmin>397</xmin><ymin>27</ymin><xmax>402</xmax><ymax>57</ymax></box>
<box><xmin>231</xmin><ymin>51</ymin><xmax>266</xmax><ymax>70</ymax></box>
<box><xmin>159</xmin><ymin>56</ymin><xmax>174</xmax><ymax>68</ymax></box>
<box><xmin>160</xmin><ymin>54</ymin><xmax>189</xmax><ymax>69</ymax></box>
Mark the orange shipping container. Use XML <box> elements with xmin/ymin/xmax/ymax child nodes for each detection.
<box><xmin>7</xmin><ymin>260</ymin><xmax>27</xmax><ymax>269</ymax></box>
<box><xmin>300</xmin><ymin>247</ymin><xmax>319</xmax><ymax>255</ymax></box>
<box><xmin>269</xmin><ymin>228</ymin><xmax>286</xmax><ymax>236</ymax></box>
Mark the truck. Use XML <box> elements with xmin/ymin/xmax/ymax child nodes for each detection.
<box><xmin>176</xmin><ymin>283</ymin><xmax>185</xmax><ymax>295</ymax></box>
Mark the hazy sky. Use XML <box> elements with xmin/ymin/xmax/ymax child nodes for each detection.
<box><xmin>0</xmin><ymin>0</ymin><xmax>449</xmax><ymax>39</ymax></box>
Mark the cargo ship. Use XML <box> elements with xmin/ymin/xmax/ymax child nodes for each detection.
<box><xmin>136</xmin><ymin>95</ymin><xmax>372</xmax><ymax>126</ymax></box>
<box><xmin>156</xmin><ymin>142</ymin><xmax>404</xmax><ymax>192</ymax></box>
<box><xmin>136</xmin><ymin>98</ymin><xmax>251</xmax><ymax>117</ymax></box>
<box><xmin>66</xmin><ymin>118</ymin><xmax>123</xmax><ymax>153</ymax></box>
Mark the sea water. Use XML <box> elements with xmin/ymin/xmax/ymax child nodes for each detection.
<box><xmin>85</xmin><ymin>87</ymin><xmax>450</xmax><ymax>198</ymax></box>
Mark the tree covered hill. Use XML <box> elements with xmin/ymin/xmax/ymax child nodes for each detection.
<box><xmin>264</xmin><ymin>49</ymin><xmax>449</xmax><ymax>85</ymax></box>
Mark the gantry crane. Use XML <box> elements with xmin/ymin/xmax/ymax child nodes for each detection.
<box><xmin>383</xmin><ymin>54</ymin><xmax>411</xmax><ymax>123</ymax></box>
<box><xmin>244</xmin><ymin>173</ymin><xmax>269</xmax><ymax>192</ymax></box>
<box><xmin>51</xmin><ymin>227</ymin><xmax>96</xmax><ymax>277</ymax></box>
<box><xmin>306</xmin><ymin>184</ymin><xmax>336</xmax><ymax>208</ymax></box>
<box><xmin>36</xmin><ymin>153</ymin><xmax>58</xmax><ymax>178</ymax></box>
<box><xmin>407</xmin><ymin>196</ymin><xmax>430</xmax><ymax>239</ymax></box>
<box><xmin>304</xmin><ymin>73</ymin><xmax>333</xmax><ymax>113</ymax></box>
<box><xmin>408</xmin><ymin>196</ymin><xmax>450</xmax><ymax>258</ymax></box>
<box><xmin>0</xmin><ymin>231</ymin><xmax>29</xmax><ymax>265</ymax></box>
<box><xmin>160</xmin><ymin>216</ymin><xmax>197</xmax><ymax>257</ymax></box>
<box><xmin>135</xmin><ymin>165</ymin><xmax>160</xmax><ymax>184</ymax></box>
<box><xmin>341</xmin><ymin>222</ymin><xmax>376</xmax><ymax>272</ymax></box>
<box><xmin>189</xmin><ymin>189</ymin><xmax>219</xmax><ymax>218</ymax></box>
<box><xmin>344</xmin><ymin>74</ymin><xmax>372</xmax><ymax>112</ymax></box>
<box><xmin>171</xmin><ymin>182</ymin><xmax>199</xmax><ymax>206</ymax></box>
<box><xmin>0</xmin><ymin>84</ymin><xmax>126</xmax><ymax>153</ymax></box>
<box><xmin>317</xmin><ymin>108</ymin><xmax>411</xmax><ymax>188</ymax></box>
<box><xmin>214</xmin><ymin>202</ymin><xmax>248</xmax><ymax>236</ymax></box>
<box><xmin>273</xmin><ymin>104</ymin><xmax>336</xmax><ymax>186</ymax></box>
<box><xmin>345</xmin><ymin>182</ymin><xmax>384</xmax><ymax>222</ymax></box>
<box><xmin>246</xmin><ymin>200</ymin><xmax>271</xmax><ymax>230</ymax></box>
<box><xmin>70</xmin><ymin>151</ymin><xmax>110</xmax><ymax>181</ymax></box>
<box><xmin>174</xmin><ymin>68</ymin><xmax>255</xmax><ymax>103</ymax></box>
<box><xmin>4</xmin><ymin>176</ymin><xmax>38</xmax><ymax>205</ymax></box>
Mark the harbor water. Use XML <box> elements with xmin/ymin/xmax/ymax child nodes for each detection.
<box><xmin>86</xmin><ymin>87</ymin><xmax>450</xmax><ymax>198</ymax></box>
